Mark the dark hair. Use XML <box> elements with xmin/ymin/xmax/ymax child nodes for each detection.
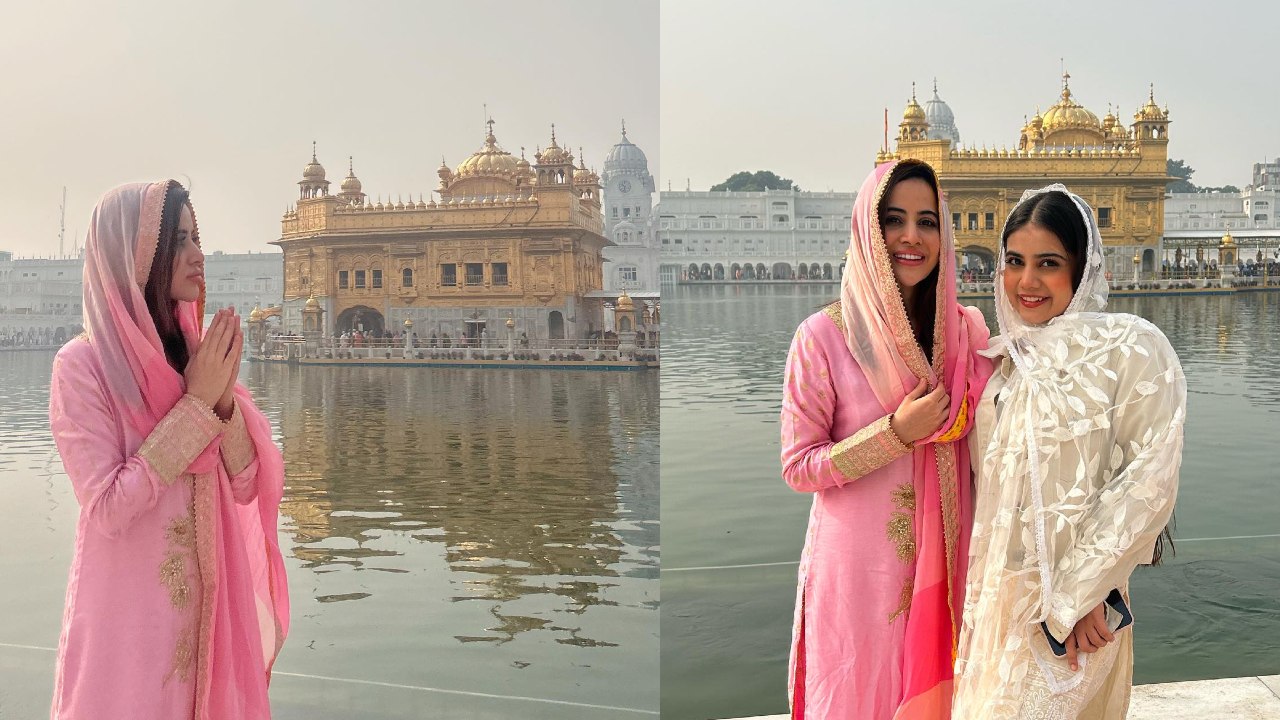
<box><xmin>999</xmin><ymin>190</ymin><xmax>1087</xmax><ymax>292</ymax></box>
<box><xmin>144</xmin><ymin>181</ymin><xmax>193</xmax><ymax>372</ymax></box>
<box><xmin>877</xmin><ymin>160</ymin><xmax>940</xmax><ymax>362</ymax></box>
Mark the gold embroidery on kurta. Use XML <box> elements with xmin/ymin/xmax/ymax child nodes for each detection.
<box><xmin>159</xmin><ymin>552</ymin><xmax>191</xmax><ymax>610</ymax></box>
<box><xmin>935</xmin><ymin>444</ymin><xmax>961</xmax><ymax>654</ymax></box>
<box><xmin>166</xmin><ymin>513</ymin><xmax>195</xmax><ymax>549</ymax></box>
<box><xmin>168</xmin><ymin>629</ymin><xmax>195</xmax><ymax>684</ymax></box>
<box><xmin>161</xmin><ymin>503</ymin><xmax>198</xmax><ymax>686</ymax></box>
<box><xmin>821</xmin><ymin>302</ymin><xmax>844</xmax><ymax>332</ymax></box>
<box><xmin>829</xmin><ymin>415</ymin><xmax>911</xmax><ymax>481</ymax></box>
<box><xmin>886</xmin><ymin>481</ymin><xmax>917</xmax><ymax>623</ymax></box>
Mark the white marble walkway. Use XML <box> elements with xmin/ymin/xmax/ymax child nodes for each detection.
<box><xmin>733</xmin><ymin>675</ymin><xmax>1280</xmax><ymax>719</ymax></box>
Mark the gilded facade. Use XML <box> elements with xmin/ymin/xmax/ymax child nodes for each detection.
<box><xmin>275</xmin><ymin>123</ymin><xmax>612</xmax><ymax>342</ymax></box>
<box><xmin>878</xmin><ymin>75</ymin><xmax>1171</xmax><ymax>277</ymax></box>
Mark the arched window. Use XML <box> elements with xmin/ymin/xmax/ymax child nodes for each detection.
<box><xmin>402</xmin><ymin>268</ymin><xmax>414</xmax><ymax>287</ymax></box>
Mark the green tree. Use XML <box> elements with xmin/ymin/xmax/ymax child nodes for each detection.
<box><xmin>1167</xmin><ymin>159</ymin><xmax>1196</xmax><ymax>193</ymax></box>
<box><xmin>711</xmin><ymin>170</ymin><xmax>801</xmax><ymax>192</ymax></box>
<box><xmin>1201</xmin><ymin>185</ymin><xmax>1242</xmax><ymax>193</ymax></box>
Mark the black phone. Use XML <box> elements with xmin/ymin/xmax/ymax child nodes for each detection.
<box><xmin>1042</xmin><ymin>588</ymin><xmax>1133</xmax><ymax>658</ymax></box>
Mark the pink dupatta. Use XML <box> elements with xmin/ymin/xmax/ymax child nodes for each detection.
<box><xmin>80</xmin><ymin>181</ymin><xmax>289</xmax><ymax>718</ymax></box>
<box><xmin>839</xmin><ymin>160</ymin><xmax>991</xmax><ymax>718</ymax></box>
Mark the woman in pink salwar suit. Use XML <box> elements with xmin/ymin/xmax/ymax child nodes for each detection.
<box><xmin>781</xmin><ymin>160</ymin><xmax>992</xmax><ymax>719</ymax></box>
<box><xmin>48</xmin><ymin>180</ymin><xmax>289</xmax><ymax>719</ymax></box>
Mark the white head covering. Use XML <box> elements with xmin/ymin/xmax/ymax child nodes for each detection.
<box><xmin>993</xmin><ymin>183</ymin><xmax>1108</xmax><ymax>349</ymax></box>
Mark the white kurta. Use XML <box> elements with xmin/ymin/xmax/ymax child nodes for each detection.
<box><xmin>954</xmin><ymin>312</ymin><xmax>1186</xmax><ymax>719</ymax></box>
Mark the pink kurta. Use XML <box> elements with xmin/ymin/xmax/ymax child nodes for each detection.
<box><xmin>50</xmin><ymin>339</ymin><xmax>264</xmax><ymax>719</ymax></box>
<box><xmin>783</xmin><ymin>302</ymin><xmax>989</xmax><ymax>719</ymax></box>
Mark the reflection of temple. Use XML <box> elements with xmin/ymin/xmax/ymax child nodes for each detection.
<box><xmin>275</xmin><ymin>122</ymin><xmax>613</xmax><ymax>343</ymax></box>
<box><xmin>256</xmin><ymin>362</ymin><xmax>658</xmax><ymax>643</ymax></box>
<box><xmin>879</xmin><ymin>74</ymin><xmax>1170</xmax><ymax>279</ymax></box>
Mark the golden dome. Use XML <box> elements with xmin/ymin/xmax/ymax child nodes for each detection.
<box><xmin>1041</xmin><ymin>85</ymin><xmax>1101</xmax><ymax>132</ymax></box>
<box><xmin>536</xmin><ymin>124</ymin><xmax>573</xmax><ymax>165</ymax></box>
<box><xmin>248</xmin><ymin>305</ymin><xmax>263</xmax><ymax>321</ymax></box>
<box><xmin>573</xmin><ymin>148</ymin><xmax>597</xmax><ymax>184</ymax></box>
<box><xmin>1222</xmin><ymin>230</ymin><xmax>1235</xmax><ymax>246</ymax></box>
<box><xmin>616</xmin><ymin>290</ymin><xmax>634</xmax><ymax>314</ymax></box>
<box><xmin>1137</xmin><ymin>85</ymin><xmax>1165</xmax><ymax>120</ymax></box>
<box><xmin>903</xmin><ymin>94</ymin><xmax>926</xmax><ymax>122</ymax></box>
<box><xmin>304</xmin><ymin>292</ymin><xmax>320</xmax><ymax>310</ymax></box>
<box><xmin>1029</xmin><ymin>108</ymin><xmax>1044</xmax><ymax>129</ymax></box>
<box><xmin>456</xmin><ymin>123</ymin><xmax>521</xmax><ymax>178</ymax></box>
<box><xmin>303</xmin><ymin>157</ymin><xmax>325</xmax><ymax>181</ymax></box>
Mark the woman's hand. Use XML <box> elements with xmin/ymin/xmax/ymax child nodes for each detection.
<box><xmin>890</xmin><ymin>378</ymin><xmax>949</xmax><ymax>445</ymax></box>
<box><xmin>213</xmin><ymin>308</ymin><xmax>243</xmax><ymax>420</ymax></box>
<box><xmin>184</xmin><ymin>308</ymin><xmax>239</xmax><ymax>416</ymax></box>
<box><xmin>1065</xmin><ymin>602</ymin><xmax>1114</xmax><ymax>671</ymax></box>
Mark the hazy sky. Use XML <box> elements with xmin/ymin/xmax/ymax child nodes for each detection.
<box><xmin>0</xmin><ymin>1</ymin><xmax>658</xmax><ymax>258</ymax></box>
<box><xmin>662</xmin><ymin>0</ymin><xmax>1280</xmax><ymax>194</ymax></box>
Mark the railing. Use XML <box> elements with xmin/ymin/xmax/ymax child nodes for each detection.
<box><xmin>255</xmin><ymin>335</ymin><xmax>660</xmax><ymax>363</ymax></box>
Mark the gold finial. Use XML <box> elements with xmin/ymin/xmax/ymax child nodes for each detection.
<box><xmin>550</xmin><ymin>123</ymin><xmax>557</xmax><ymax>145</ymax></box>
<box><xmin>621</xmin><ymin>118</ymin><xmax>627</xmax><ymax>137</ymax></box>
<box><xmin>486</xmin><ymin>116</ymin><xmax>496</xmax><ymax>137</ymax></box>
<box><xmin>312</xmin><ymin>140</ymin><xmax>317</xmax><ymax>162</ymax></box>
<box><xmin>348</xmin><ymin>155</ymin><xmax>354</xmax><ymax>174</ymax></box>
<box><xmin>911</xmin><ymin>81</ymin><xmax>917</xmax><ymax>102</ymax></box>
<box><xmin>1149</xmin><ymin>83</ymin><xmax>1155</xmax><ymax>103</ymax></box>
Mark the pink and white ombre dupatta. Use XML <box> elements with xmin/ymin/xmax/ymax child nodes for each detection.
<box><xmin>48</xmin><ymin>181</ymin><xmax>288</xmax><ymax>719</ymax></box>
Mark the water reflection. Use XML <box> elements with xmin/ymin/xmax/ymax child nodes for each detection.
<box><xmin>246</xmin><ymin>363</ymin><xmax>659</xmax><ymax>648</ymax></box>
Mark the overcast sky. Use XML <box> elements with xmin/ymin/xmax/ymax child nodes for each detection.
<box><xmin>662</xmin><ymin>0</ymin><xmax>1279</xmax><ymax>194</ymax></box>
<box><xmin>0</xmin><ymin>0</ymin><xmax>658</xmax><ymax>258</ymax></box>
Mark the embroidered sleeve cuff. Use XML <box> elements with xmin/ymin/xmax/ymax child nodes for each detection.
<box><xmin>220</xmin><ymin>398</ymin><xmax>257</xmax><ymax>477</ymax></box>
<box><xmin>138</xmin><ymin>394</ymin><xmax>224</xmax><ymax>485</ymax></box>
<box><xmin>828</xmin><ymin>414</ymin><xmax>914</xmax><ymax>481</ymax></box>
<box><xmin>1044</xmin><ymin>616</ymin><xmax>1073</xmax><ymax>644</ymax></box>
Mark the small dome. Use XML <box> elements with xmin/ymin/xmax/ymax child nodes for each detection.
<box><xmin>303</xmin><ymin>157</ymin><xmax>325</xmax><ymax>181</ymax></box>
<box><xmin>536</xmin><ymin>124</ymin><xmax>573</xmax><ymax>165</ymax></box>
<box><xmin>616</xmin><ymin>290</ymin><xmax>634</xmax><ymax>313</ymax></box>
<box><xmin>573</xmin><ymin>149</ymin><xmax>596</xmax><ymax>184</ymax></box>
<box><xmin>923</xmin><ymin>89</ymin><xmax>953</xmax><ymax>127</ymax></box>
<box><xmin>248</xmin><ymin>305</ymin><xmax>263</xmax><ymax>321</ymax></box>
<box><xmin>340</xmin><ymin>157</ymin><xmax>362</xmax><ymax>194</ymax></box>
<box><xmin>604</xmin><ymin>121</ymin><xmax>649</xmax><ymax>171</ymax></box>
<box><xmin>923</xmin><ymin>81</ymin><xmax>960</xmax><ymax>145</ymax></box>
<box><xmin>903</xmin><ymin>95</ymin><xmax>926</xmax><ymax>122</ymax></box>
<box><xmin>304</xmin><ymin>292</ymin><xmax>320</xmax><ymax>310</ymax></box>
<box><xmin>1137</xmin><ymin>85</ymin><xmax>1166</xmax><ymax>121</ymax></box>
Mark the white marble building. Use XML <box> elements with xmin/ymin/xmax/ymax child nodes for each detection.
<box><xmin>655</xmin><ymin>188</ymin><xmax>855</xmax><ymax>283</ymax></box>
<box><xmin>601</xmin><ymin>123</ymin><xmax>659</xmax><ymax>294</ymax></box>
<box><xmin>1163</xmin><ymin>187</ymin><xmax>1280</xmax><ymax>270</ymax></box>
<box><xmin>0</xmin><ymin>250</ymin><xmax>283</xmax><ymax>342</ymax></box>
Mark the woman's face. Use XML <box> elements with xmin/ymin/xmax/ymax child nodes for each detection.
<box><xmin>881</xmin><ymin>177</ymin><xmax>941</xmax><ymax>299</ymax></box>
<box><xmin>1002</xmin><ymin>222</ymin><xmax>1076</xmax><ymax>324</ymax></box>
<box><xmin>169</xmin><ymin>205</ymin><xmax>204</xmax><ymax>302</ymax></box>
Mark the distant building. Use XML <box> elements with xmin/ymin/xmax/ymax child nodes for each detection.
<box><xmin>0</xmin><ymin>251</ymin><xmax>281</xmax><ymax>342</ymax></box>
<box><xmin>655</xmin><ymin>189</ymin><xmax>853</xmax><ymax>283</ymax></box>
<box><xmin>601</xmin><ymin>122</ymin><xmax>659</xmax><ymax>294</ymax></box>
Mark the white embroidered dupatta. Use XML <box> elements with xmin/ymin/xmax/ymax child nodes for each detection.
<box><xmin>954</xmin><ymin>185</ymin><xmax>1187</xmax><ymax>717</ymax></box>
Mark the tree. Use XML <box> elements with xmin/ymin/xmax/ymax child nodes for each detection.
<box><xmin>1200</xmin><ymin>185</ymin><xmax>1241</xmax><ymax>193</ymax></box>
<box><xmin>711</xmin><ymin>170</ymin><xmax>801</xmax><ymax>192</ymax></box>
<box><xmin>1167</xmin><ymin>159</ymin><xmax>1195</xmax><ymax>193</ymax></box>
